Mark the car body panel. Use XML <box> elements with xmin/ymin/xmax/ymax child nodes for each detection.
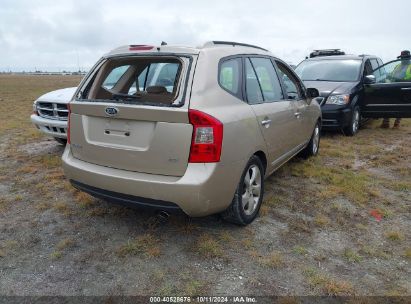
<box><xmin>62</xmin><ymin>42</ymin><xmax>321</xmax><ymax>217</ymax></box>
<box><xmin>30</xmin><ymin>87</ymin><xmax>77</xmax><ymax>139</ymax></box>
<box><xmin>362</xmin><ymin>59</ymin><xmax>411</xmax><ymax>118</ymax></box>
<box><xmin>296</xmin><ymin>55</ymin><xmax>381</xmax><ymax>130</ymax></box>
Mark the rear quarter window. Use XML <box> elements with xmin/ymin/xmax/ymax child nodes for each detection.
<box><xmin>219</xmin><ymin>58</ymin><xmax>241</xmax><ymax>97</ymax></box>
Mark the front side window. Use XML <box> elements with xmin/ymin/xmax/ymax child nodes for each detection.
<box><xmin>295</xmin><ymin>59</ymin><xmax>362</xmax><ymax>82</ymax></box>
<box><xmin>276</xmin><ymin>61</ymin><xmax>303</xmax><ymax>100</ymax></box>
<box><xmin>373</xmin><ymin>59</ymin><xmax>411</xmax><ymax>83</ymax></box>
<box><xmin>82</xmin><ymin>57</ymin><xmax>183</xmax><ymax>106</ymax></box>
<box><xmin>219</xmin><ymin>58</ymin><xmax>241</xmax><ymax>95</ymax></box>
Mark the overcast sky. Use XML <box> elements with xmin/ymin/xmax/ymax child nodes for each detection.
<box><xmin>0</xmin><ymin>0</ymin><xmax>409</xmax><ymax>71</ymax></box>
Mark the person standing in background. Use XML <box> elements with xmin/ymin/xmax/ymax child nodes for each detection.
<box><xmin>381</xmin><ymin>50</ymin><xmax>411</xmax><ymax>129</ymax></box>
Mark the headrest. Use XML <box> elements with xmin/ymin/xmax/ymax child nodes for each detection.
<box><xmin>146</xmin><ymin>86</ymin><xmax>168</xmax><ymax>94</ymax></box>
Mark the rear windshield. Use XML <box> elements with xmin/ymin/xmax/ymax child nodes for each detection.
<box><xmin>295</xmin><ymin>59</ymin><xmax>362</xmax><ymax>82</ymax></box>
<box><xmin>79</xmin><ymin>56</ymin><xmax>185</xmax><ymax>106</ymax></box>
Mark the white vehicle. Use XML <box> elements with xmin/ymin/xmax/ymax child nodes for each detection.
<box><xmin>30</xmin><ymin>87</ymin><xmax>77</xmax><ymax>144</ymax></box>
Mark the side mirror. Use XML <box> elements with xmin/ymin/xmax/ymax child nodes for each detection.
<box><xmin>364</xmin><ymin>75</ymin><xmax>376</xmax><ymax>84</ymax></box>
<box><xmin>306</xmin><ymin>88</ymin><xmax>320</xmax><ymax>98</ymax></box>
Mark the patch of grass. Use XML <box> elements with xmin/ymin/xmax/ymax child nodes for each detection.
<box><xmin>87</xmin><ymin>207</ymin><xmax>109</xmax><ymax>217</ymax></box>
<box><xmin>290</xmin><ymin>157</ymin><xmax>374</xmax><ymax>205</ymax></box>
<box><xmin>117</xmin><ymin>234</ymin><xmax>161</xmax><ymax>258</ymax></box>
<box><xmin>241</xmin><ymin>238</ymin><xmax>254</xmax><ymax>250</ymax></box>
<box><xmin>184</xmin><ymin>280</ymin><xmax>205</xmax><ymax>295</ymax></box>
<box><xmin>293</xmin><ymin>246</ymin><xmax>308</xmax><ymax>255</ymax></box>
<box><xmin>259</xmin><ymin>204</ymin><xmax>269</xmax><ymax>216</ymax></box>
<box><xmin>35</xmin><ymin>202</ymin><xmax>51</xmax><ymax>211</ymax></box>
<box><xmin>303</xmin><ymin>267</ymin><xmax>353</xmax><ymax>296</ymax></box>
<box><xmin>260</xmin><ymin>251</ymin><xmax>284</xmax><ymax>268</ymax></box>
<box><xmin>266</xmin><ymin>195</ymin><xmax>286</xmax><ymax>207</ymax></box>
<box><xmin>56</xmin><ymin>238</ymin><xmax>75</xmax><ymax>251</ymax></box>
<box><xmin>0</xmin><ymin>240</ymin><xmax>19</xmax><ymax>257</ymax></box>
<box><xmin>38</xmin><ymin>154</ymin><xmax>62</xmax><ymax>169</ymax></box>
<box><xmin>17</xmin><ymin>164</ymin><xmax>39</xmax><ymax>174</ymax></box>
<box><xmin>74</xmin><ymin>192</ymin><xmax>95</xmax><ymax>208</ymax></box>
<box><xmin>314</xmin><ymin>214</ymin><xmax>330</xmax><ymax>227</ymax></box>
<box><xmin>218</xmin><ymin>231</ymin><xmax>234</xmax><ymax>243</ymax></box>
<box><xmin>404</xmin><ymin>248</ymin><xmax>411</xmax><ymax>260</ymax></box>
<box><xmin>50</xmin><ymin>251</ymin><xmax>62</xmax><ymax>260</ymax></box>
<box><xmin>343</xmin><ymin>248</ymin><xmax>362</xmax><ymax>263</ymax></box>
<box><xmin>385</xmin><ymin>231</ymin><xmax>405</xmax><ymax>242</ymax></box>
<box><xmin>50</xmin><ymin>238</ymin><xmax>75</xmax><ymax>260</ymax></box>
<box><xmin>194</xmin><ymin>233</ymin><xmax>223</xmax><ymax>259</ymax></box>
<box><xmin>54</xmin><ymin>202</ymin><xmax>74</xmax><ymax>216</ymax></box>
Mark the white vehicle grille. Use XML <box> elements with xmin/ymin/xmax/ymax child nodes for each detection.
<box><xmin>37</xmin><ymin>102</ymin><xmax>68</xmax><ymax>121</ymax></box>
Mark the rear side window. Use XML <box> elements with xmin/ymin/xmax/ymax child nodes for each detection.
<box><xmin>102</xmin><ymin>65</ymin><xmax>130</xmax><ymax>90</ymax></box>
<box><xmin>250</xmin><ymin>58</ymin><xmax>283</xmax><ymax>101</ymax></box>
<box><xmin>219</xmin><ymin>58</ymin><xmax>241</xmax><ymax>95</ymax></box>
<box><xmin>245</xmin><ymin>59</ymin><xmax>264</xmax><ymax>104</ymax></box>
<box><xmin>81</xmin><ymin>57</ymin><xmax>184</xmax><ymax>106</ymax></box>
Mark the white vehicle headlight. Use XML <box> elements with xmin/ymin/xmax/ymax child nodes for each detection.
<box><xmin>32</xmin><ymin>102</ymin><xmax>38</xmax><ymax>114</ymax></box>
<box><xmin>326</xmin><ymin>94</ymin><xmax>350</xmax><ymax>105</ymax></box>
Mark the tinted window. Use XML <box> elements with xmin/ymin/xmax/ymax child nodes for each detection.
<box><xmin>295</xmin><ymin>59</ymin><xmax>362</xmax><ymax>82</ymax></box>
<box><xmin>219</xmin><ymin>58</ymin><xmax>241</xmax><ymax>95</ymax></box>
<box><xmin>245</xmin><ymin>59</ymin><xmax>263</xmax><ymax>104</ymax></box>
<box><xmin>250</xmin><ymin>58</ymin><xmax>283</xmax><ymax>101</ymax></box>
<box><xmin>370</xmin><ymin>59</ymin><xmax>379</xmax><ymax>71</ymax></box>
<box><xmin>364</xmin><ymin>60</ymin><xmax>373</xmax><ymax>76</ymax></box>
<box><xmin>276</xmin><ymin>61</ymin><xmax>302</xmax><ymax>100</ymax></box>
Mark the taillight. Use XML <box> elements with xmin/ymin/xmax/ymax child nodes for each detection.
<box><xmin>67</xmin><ymin>103</ymin><xmax>71</xmax><ymax>144</ymax></box>
<box><xmin>188</xmin><ymin>109</ymin><xmax>223</xmax><ymax>163</ymax></box>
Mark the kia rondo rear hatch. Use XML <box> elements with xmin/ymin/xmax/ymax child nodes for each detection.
<box><xmin>69</xmin><ymin>54</ymin><xmax>195</xmax><ymax>176</ymax></box>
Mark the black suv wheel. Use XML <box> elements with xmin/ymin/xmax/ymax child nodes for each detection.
<box><xmin>344</xmin><ymin>106</ymin><xmax>360</xmax><ymax>136</ymax></box>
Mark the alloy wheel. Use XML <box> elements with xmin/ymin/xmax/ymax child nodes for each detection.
<box><xmin>312</xmin><ymin>124</ymin><xmax>320</xmax><ymax>154</ymax></box>
<box><xmin>241</xmin><ymin>165</ymin><xmax>262</xmax><ymax>216</ymax></box>
<box><xmin>352</xmin><ymin>110</ymin><xmax>360</xmax><ymax>133</ymax></box>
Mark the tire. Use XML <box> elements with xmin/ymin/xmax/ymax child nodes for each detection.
<box><xmin>222</xmin><ymin>156</ymin><xmax>264</xmax><ymax>226</ymax></box>
<box><xmin>54</xmin><ymin>137</ymin><xmax>67</xmax><ymax>145</ymax></box>
<box><xmin>300</xmin><ymin>121</ymin><xmax>320</xmax><ymax>159</ymax></box>
<box><xmin>343</xmin><ymin>106</ymin><xmax>360</xmax><ymax>136</ymax></box>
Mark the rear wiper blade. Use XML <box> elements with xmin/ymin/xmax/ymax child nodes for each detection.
<box><xmin>112</xmin><ymin>93</ymin><xmax>143</xmax><ymax>100</ymax></box>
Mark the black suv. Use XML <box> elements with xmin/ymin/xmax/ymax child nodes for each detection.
<box><xmin>295</xmin><ymin>52</ymin><xmax>384</xmax><ymax>135</ymax></box>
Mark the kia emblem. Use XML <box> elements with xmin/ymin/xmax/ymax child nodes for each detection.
<box><xmin>105</xmin><ymin>107</ymin><xmax>118</xmax><ymax>116</ymax></box>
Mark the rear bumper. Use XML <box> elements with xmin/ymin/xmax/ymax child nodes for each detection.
<box><xmin>30</xmin><ymin>114</ymin><xmax>67</xmax><ymax>139</ymax></box>
<box><xmin>321</xmin><ymin>107</ymin><xmax>352</xmax><ymax>129</ymax></box>
<box><xmin>62</xmin><ymin>146</ymin><xmax>244</xmax><ymax>217</ymax></box>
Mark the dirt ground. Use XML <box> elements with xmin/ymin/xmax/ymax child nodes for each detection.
<box><xmin>0</xmin><ymin>75</ymin><xmax>410</xmax><ymax>296</ymax></box>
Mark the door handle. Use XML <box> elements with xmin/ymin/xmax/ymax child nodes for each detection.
<box><xmin>294</xmin><ymin>112</ymin><xmax>301</xmax><ymax>118</ymax></box>
<box><xmin>261</xmin><ymin>119</ymin><xmax>272</xmax><ymax>127</ymax></box>
<box><xmin>401</xmin><ymin>88</ymin><xmax>411</xmax><ymax>91</ymax></box>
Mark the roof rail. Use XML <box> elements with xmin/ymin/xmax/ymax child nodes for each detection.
<box><xmin>203</xmin><ymin>41</ymin><xmax>268</xmax><ymax>52</ymax></box>
<box><xmin>309</xmin><ymin>49</ymin><xmax>345</xmax><ymax>58</ymax></box>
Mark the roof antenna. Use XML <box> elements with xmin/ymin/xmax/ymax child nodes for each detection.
<box><xmin>161</xmin><ymin>41</ymin><xmax>167</xmax><ymax>46</ymax></box>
